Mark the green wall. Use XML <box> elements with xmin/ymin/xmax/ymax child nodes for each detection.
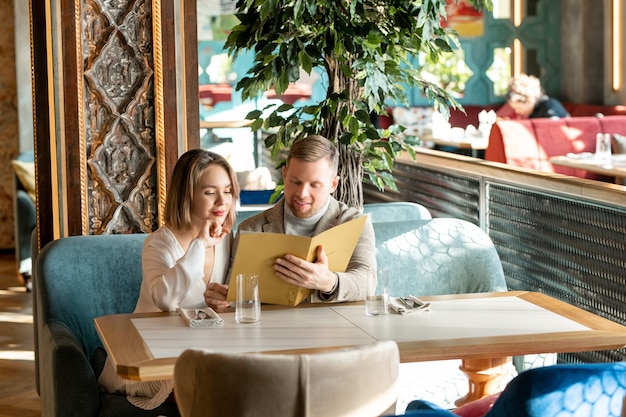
<box><xmin>198</xmin><ymin>0</ymin><xmax>563</xmax><ymax>110</ymax></box>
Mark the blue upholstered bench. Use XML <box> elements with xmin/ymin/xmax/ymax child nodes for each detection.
<box><xmin>34</xmin><ymin>201</ymin><xmax>506</xmax><ymax>416</ymax></box>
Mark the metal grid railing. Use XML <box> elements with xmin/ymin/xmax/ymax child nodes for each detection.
<box><xmin>364</xmin><ymin>158</ymin><xmax>626</xmax><ymax>364</ymax></box>
<box><xmin>487</xmin><ymin>184</ymin><xmax>626</xmax><ymax>363</ymax></box>
<box><xmin>365</xmin><ymin>163</ymin><xmax>481</xmax><ymax>225</ymax></box>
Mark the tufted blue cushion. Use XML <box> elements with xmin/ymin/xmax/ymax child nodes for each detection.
<box><xmin>372</xmin><ymin>218</ymin><xmax>507</xmax><ymax>297</ymax></box>
<box><xmin>484</xmin><ymin>362</ymin><xmax>626</xmax><ymax>417</ymax></box>
<box><xmin>37</xmin><ymin>233</ymin><xmax>148</xmax><ymax>359</ymax></box>
<box><xmin>364</xmin><ymin>202</ymin><xmax>432</xmax><ymax>222</ymax></box>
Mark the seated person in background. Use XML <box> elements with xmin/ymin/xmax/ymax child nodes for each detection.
<box><xmin>99</xmin><ymin>149</ymin><xmax>240</xmax><ymax>410</ymax></box>
<box><xmin>505</xmin><ymin>73</ymin><xmax>570</xmax><ymax>119</ymax></box>
<box><xmin>232</xmin><ymin>134</ymin><xmax>376</xmax><ymax>302</ymax></box>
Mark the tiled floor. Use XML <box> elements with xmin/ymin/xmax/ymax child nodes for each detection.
<box><xmin>0</xmin><ymin>253</ymin><xmax>40</xmax><ymax>416</ymax></box>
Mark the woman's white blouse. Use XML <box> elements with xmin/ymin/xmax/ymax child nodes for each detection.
<box><xmin>134</xmin><ymin>225</ymin><xmax>232</xmax><ymax>313</ymax></box>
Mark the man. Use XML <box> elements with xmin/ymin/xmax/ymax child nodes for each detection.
<box><xmin>235</xmin><ymin>134</ymin><xmax>375</xmax><ymax>302</ymax></box>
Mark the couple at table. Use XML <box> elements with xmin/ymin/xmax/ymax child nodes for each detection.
<box><xmin>98</xmin><ymin>134</ymin><xmax>376</xmax><ymax>409</ymax></box>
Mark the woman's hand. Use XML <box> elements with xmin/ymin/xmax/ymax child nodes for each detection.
<box><xmin>197</xmin><ymin>220</ymin><xmax>230</xmax><ymax>248</ymax></box>
<box><xmin>204</xmin><ymin>282</ymin><xmax>231</xmax><ymax>312</ymax></box>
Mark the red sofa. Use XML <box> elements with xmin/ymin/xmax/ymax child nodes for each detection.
<box><xmin>562</xmin><ymin>102</ymin><xmax>626</xmax><ymax>117</ymax></box>
<box><xmin>378</xmin><ymin>102</ymin><xmax>626</xmax><ymax>180</ymax></box>
<box><xmin>378</xmin><ymin>102</ymin><xmax>626</xmax><ymax>129</ymax></box>
<box><xmin>495</xmin><ymin>102</ymin><xmax>626</xmax><ymax>120</ymax></box>
<box><xmin>484</xmin><ymin>115</ymin><xmax>626</xmax><ymax>180</ymax></box>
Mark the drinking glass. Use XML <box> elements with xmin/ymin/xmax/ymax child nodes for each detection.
<box><xmin>235</xmin><ymin>273</ymin><xmax>261</xmax><ymax>324</ymax></box>
<box><xmin>366</xmin><ymin>269</ymin><xmax>389</xmax><ymax>316</ymax></box>
<box><xmin>595</xmin><ymin>133</ymin><xmax>612</xmax><ymax>164</ymax></box>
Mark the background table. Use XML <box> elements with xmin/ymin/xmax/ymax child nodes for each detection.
<box><xmin>422</xmin><ymin>134</ymin><xmax>488</xmax><ymax>158</ymax></box>
<box><xmin>550</xmin><ymin>154</ymin><xmax>626</xmax><ymax>184</ymax></box>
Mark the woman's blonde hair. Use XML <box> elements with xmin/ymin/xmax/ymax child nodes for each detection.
<box><xmin>164</xmin><ymin>149</ymin><xmax>239</xmax><ymax>230</ymax></box>
<box><xmin>506</xmin><ymin>73</ymin><xmax>543</xmax><ymax>102</ymax></box>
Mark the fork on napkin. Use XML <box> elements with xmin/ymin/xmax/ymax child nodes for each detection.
<box><xmin>178</xmin><ymin>307</ymin><xmax>224</xmax><ymax>327</ymax></box>
<box><xmin>389</xmin><ymin>296</ymin><xmax>430</xmax><ymax>315</ymax></box>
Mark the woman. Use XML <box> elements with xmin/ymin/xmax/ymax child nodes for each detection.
<box><xmin>99</xmin><ymin>149</ymin><xmax>240</xmax><ymax>410</ymax></box>
<box><xmin>505</xmin><ymin>73</ymin><xmax>570</xmax><ymax>119</ymax></box>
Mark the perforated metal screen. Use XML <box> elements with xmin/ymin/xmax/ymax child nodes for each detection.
<box><xmin>364</xmin><ymin>162</ymin><xmax>626</xmax><ymax>364</ymax></box>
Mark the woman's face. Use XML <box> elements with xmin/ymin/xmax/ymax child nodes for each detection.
<box><xmin>190</xmin><ymin>164</ymin><xmax>233</xmax><ymax>225</ymax></box>
<box><xmin>508</xmin><ymin>95</ymin><xmax>536</xmax><ymax>117</ymax></box>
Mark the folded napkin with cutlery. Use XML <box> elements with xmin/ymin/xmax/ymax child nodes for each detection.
<box><xmin>178</xmin><ymin>307</ymin><xmax>224</xmax><ymax>327</ymax></box>
<box><xmin>389</xmin><ymin>296</ymin><xmax>430</xmax><ymax>315</ymax></box>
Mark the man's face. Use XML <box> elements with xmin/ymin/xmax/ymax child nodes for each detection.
<box><xmin>282</xmin><ymin>157</ymin><xmax>339</xmax><ymax>218</ymax></box>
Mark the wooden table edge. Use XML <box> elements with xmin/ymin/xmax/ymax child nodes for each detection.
<box><xmin>95</xmin><ymin>291</ymin><xmax>626</xmax><ymax>381</ymax></box>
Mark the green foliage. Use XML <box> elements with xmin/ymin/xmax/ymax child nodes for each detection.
<box><xmin>225</xmin><ymin>0</ymin><xmax>492</xmax><ymax>200</ymax></box>
<box><xmin>420</xmin><ymin>48</ymin><xmax>474</xmax><ymax>98</ymax></box>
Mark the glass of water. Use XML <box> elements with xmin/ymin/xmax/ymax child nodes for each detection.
<box><xmin>595</xmin><ymin>133</ymin><xmax>612</xmax><ymax>164</ymax></box>
<box><xmin>366</xmin><ymin>268</ymin><xmax>389</xmax><ymax>316</ymax></box>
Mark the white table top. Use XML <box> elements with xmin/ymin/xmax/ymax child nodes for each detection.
<box><xmin>550</xmin><ymin>154</ymin><xmax>626</xmax><ymax>180</ymax></box>
<box><xmin>95</xmin><ymin>291</ymin><xmax>626</xmax><ymax>381</ymax></box>
<box><xmin>425</xmin><ymin>136</ymin><xmax>489</xmax><ymax>150</ymax></box>
<box><xmin>133</xmin><ymin>296</ymin><xmax>589</xmax><ymax>360</ymax></box>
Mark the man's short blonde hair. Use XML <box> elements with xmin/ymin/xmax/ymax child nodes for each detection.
<box><xmin>287</xmin><ymin>135</ymin><xmax>339</xmax><ymax>176</ymax></box>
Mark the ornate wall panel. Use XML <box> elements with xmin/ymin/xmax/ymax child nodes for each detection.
<box><xmin>31</xmin><ymin>0</ymin><xmax>192</xmax><ymax>246</ymax></box>
<box><xmin>82</xmin><ymin>0</ymin><xmax>157</xmax><ymax>234</ymax></box>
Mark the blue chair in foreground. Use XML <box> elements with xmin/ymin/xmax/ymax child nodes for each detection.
<box><xmin>363</xmin><ymin>201</ymin><xmax>432</xmax><ymax>222</ymax></box>
<box><xmin>402</xmin><ymin>362</ymin><xmax>626</xmax><ymax>417</ymax></box>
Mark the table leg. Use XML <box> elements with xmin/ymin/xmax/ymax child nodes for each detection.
<box><xmin>455</xmin><ymin>357</ymin><xmax>512</xmax><ymax>407</ymax></box>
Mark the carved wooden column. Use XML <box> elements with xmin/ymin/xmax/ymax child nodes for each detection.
<box><xmin>31</xmin><ymin>0</ymin><xmax>199</xmax><ymax>248</ymax></box>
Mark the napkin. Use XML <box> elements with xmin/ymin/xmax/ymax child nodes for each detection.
<box><xmin>478</xmin><ymin>109</ymin><xmax>497</xmax><ymax>125</ymax></box>
<box><xmin>389</xmin><ymin>296</ymin><xmax>430</xmax><ymax>315</ymax></box>
<box><xmin>178</xmin><ymin>307</ymin><xmax>224</xmax><ymax>327</ymax></box>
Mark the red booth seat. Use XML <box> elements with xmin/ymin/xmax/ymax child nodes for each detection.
<box><xmin>378</xmin><ymin>102</ymin><xmax>626</xmax><ymax>130</ymax></box>
<box><xmin>484</xmin><ymin>115</ymin><xmax>626</xmax><ymax>181</ymax></box>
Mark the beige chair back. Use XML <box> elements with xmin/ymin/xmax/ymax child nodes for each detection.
<box><xmin>174</xmin><ymin>341</ymin><xmax>399</xmax><ymax>417</ymax></box>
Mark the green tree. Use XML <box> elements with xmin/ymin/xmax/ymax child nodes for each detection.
<box><xmin>226</xmin><ymin>0</ymin><xmax>492</xmax><ymax>209</ymax></box>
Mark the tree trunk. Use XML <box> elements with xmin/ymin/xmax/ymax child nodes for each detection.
<box><xmin>323</xmin><ymin>55</ymin><xmax>364</xmax><ymax>210</ymax></box>
<box><xmin>334</xmin><ymin>144</ymin><xmax>364</xmax><ymax>210</ymax></box>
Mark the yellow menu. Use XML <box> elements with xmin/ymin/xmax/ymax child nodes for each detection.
<box><xmin>227</xmin><ymin>215</ymin><xmax>367</xmax><ymax>306</ymax></box>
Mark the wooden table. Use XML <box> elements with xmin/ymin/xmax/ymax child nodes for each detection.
<box><xmin>550</xmin><ymin>154</ymin><xmax>626</xmax><ymax>184</ymax></box>
<box><xmin>95</xmin><ymin>291</ymin><xmax>626</xmax><ymax>405</ymax></box>
<box><xmin>423</xmin><ymin>135</ymin><xmax>488</xmax><ymax>158</ymax></box>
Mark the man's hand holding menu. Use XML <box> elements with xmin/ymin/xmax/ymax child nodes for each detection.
<box><xmin>227</xmin><ymin>216</ymin><xmax>366</xmax><ymax>306</ymax></box>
